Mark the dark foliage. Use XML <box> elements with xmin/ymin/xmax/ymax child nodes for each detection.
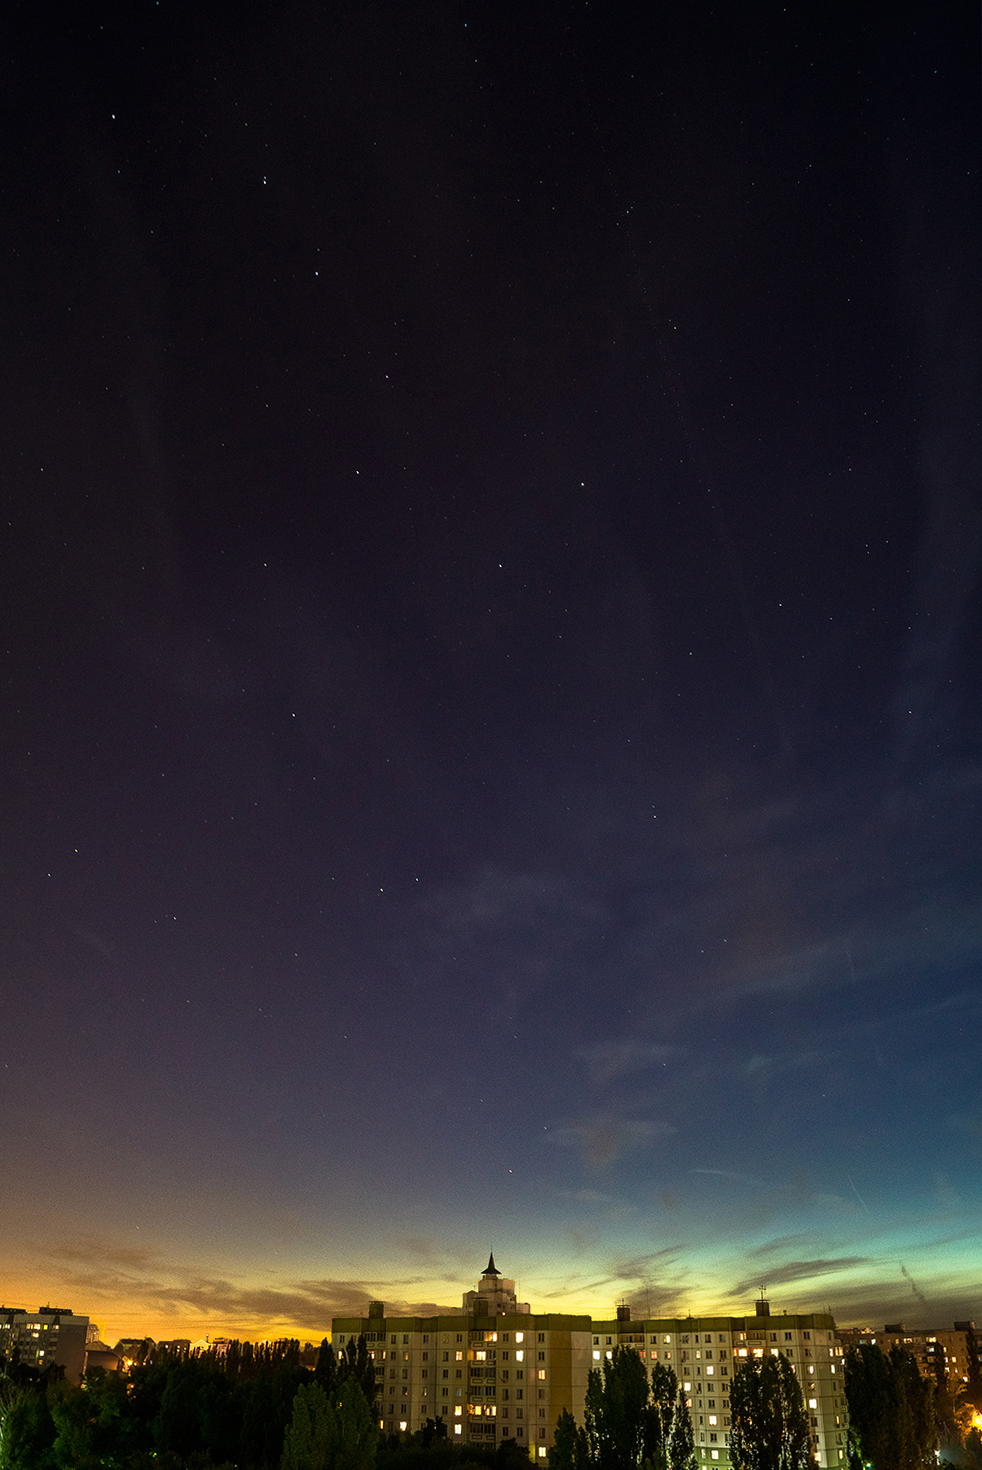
<box><xmin>0</xmin><ymin>1333</ymin><xmax>378</xmax><ymax>1470</ymax></box>
<box><xmin>844</xmin><ymin>1345</ymin><xmax>937</xmax><ymax>1470</ymax></box>
<box><xmin>728</xmin><ymin>1357</ymin><xmax>812</xmax><ymax>1470</ymax></box>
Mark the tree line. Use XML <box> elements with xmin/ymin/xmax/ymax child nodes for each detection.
<box><xmin>0</xmin><ymin>1335</ymin><xmax>373</xmax><ymax>1470</ymax></box>
<box><xmin>0</xmin><ymin>1336</ymin><xmax>532</xmax><ymax>1470</ymax></box>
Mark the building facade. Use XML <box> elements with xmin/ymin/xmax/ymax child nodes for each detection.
<box><xmin>837</xmin><ymin>1321</ymin><xmax>979</xmax><ymax>1389</ymax></box>
<box><xmin>333</xmin><ymin>1257</ymin><xmax>592</xmax><ymax>1456</ymax></box>
<box><xmin>0</xmin><ymin>1307</ymin><xmax>89</xmax><ymax>1384</ymax></box>
<box><xmin>590</xmin><ymin>1301</ymin><xmax>847</xmax><ymax>1470</ymax></box>
<box><xmin>332</xmin><ymin>1261</ymin><xmax>848</xmax><ymax>1466</ymax></box>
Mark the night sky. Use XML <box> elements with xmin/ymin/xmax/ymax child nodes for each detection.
<box><xmin>2</xmin><ymin>1</ymin><xmax>979</xmax><ymax>1345</ymax></box>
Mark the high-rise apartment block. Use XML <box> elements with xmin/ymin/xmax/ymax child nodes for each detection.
<box><xmin>837</xmin><ymin>1321</ymin><xmax>978</xmax><ymax>1389</ymax></box>
<box><xmin>332</xmin><ymin>1259</ymin><xmax>848</xmax><ymax>1466</ymax></box>
<box><xmin>0</xmin><ymin>1307</ymin><xmax>90</xmax><ymax>1384</ymax></box>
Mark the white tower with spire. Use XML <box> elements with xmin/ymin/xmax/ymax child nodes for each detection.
<box><xmin>461</xmin><ymin>1252</ymin><xmax>530</xmax><ymax>1314</ymax></box>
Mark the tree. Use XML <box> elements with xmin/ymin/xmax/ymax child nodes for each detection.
<box><xmin>316</xmin><ymin>1342</ymin><xmax>339</xmax><ymax>1393</ymax></box>
<box><xmin>282</xmin><ymin>1382</ymin><xmax>334</xmax><ymax>1470</ymax></box>
<box><xmin>585</xmin><ymin>1346</ymin><xmax>651</xmax><ymax>1470</ymax></box>
<box><xmin>668</xmin><ymin>1388</ymin><xmax>695</xmax><ymax>1470</ymax></box>
<box><xmin>729</xmin><ymin>1357</ymin><xmax>811</xmax><ymax>1470</ymax></box>
<box><xmin>0</xmin><ymin>1381</ymin><xmax>55</xmax><ymax>1470</ymax></box>
<box><xmin>282</xmin><ymin>1377</ymin><xmax>379</xmax><ymax>1470</ymax></box>
<box><xmin>326</xmin><ymin>1378</ymin><xmax>379</xmax><ymax>1470</ymax></box>
<box><xmin>642</xmin><ymin>1365</ymin><xmax>678</xmax><ymax>1468</ymax></box>
<box><xmin>552</xmin><ymin>1407</ymin><xmax>590</xmax><ymax>1470</ymax></box>
<box><xmin>338</xmin><ymin>1339</ymin><xmax>378</xmax><ymax>1415</ymax></box>
<box><xmin>845</xmin><ymin>1345</ymin><xmax>936</xmax><ymax>1470</ymax></box>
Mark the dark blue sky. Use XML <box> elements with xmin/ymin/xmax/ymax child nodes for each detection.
<box><xmin>1</xmin><ymin>0</ymin><xmax>979</xmax><ymax>1341</ymax></box>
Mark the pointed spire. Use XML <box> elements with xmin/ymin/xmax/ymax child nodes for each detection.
<box><xmin>484</xmin><ymin>1252</ymin><xmax>500</xmax><ymax>1276</ymax></box>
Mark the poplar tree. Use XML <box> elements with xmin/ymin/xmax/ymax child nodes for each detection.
<box><xmin>729</xmin><ymin>1356</ymin><xmax>811</xmax><ymax>1470</ymax></box>
<box><xmin>844</xmin><ymin>1344</ymin><xmax>936</xmax><ymax>1470</ymax></box>
<box><xmin>668</xmin><ymin>1387</ymin><xmax>696</xmax><ymax>1470</ymax></box>
<box><xmin>282</xmin><ymin>1377</ymin><xmax>379</xmax><ymax>1470</ymax></box>
<box><xmin>282</xmin><ymin>1382</ymin><xmax>333</xmax><ymax>1470</ymax></box>
<box><xmin>552</xmin><ymin>1406</ymin><xmax>591</xmax><ymax>1470</ymax></box>
<box><xmin>585</xmin><ymin>1346</ymin><xmax>651</xmax><ymax>1470</ymax></box>
<box><xmin>642</xmin><ymin>1364</ymin><xmax>679</xmax><ymax>1466</ymax></box>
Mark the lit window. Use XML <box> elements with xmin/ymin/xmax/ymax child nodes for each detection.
<box><xmin>538</xmin><ymin>1449</ymin><xmax>547</xmax><ymax>1458</ymax></box>
<box><xmin>516</xmin><ymin>1351</ymin><xmax>524</xmax><ymax>1361</ymax></box>
<box><xmin>809</xmin><ymin>1400</ymin><xmax>817</xmax><ymax>1410</ymax></box>
<box><xmin>456</xmin><ymin>1351</ymin><xmax>463</xmax><ymax>1361</ymax></box>
<box><xmin>709</xmin><ymin>1418</ymin><xmax>717</xmax><ymax>1427</ymax></box>
<box><xmin>455</xmin><ymin>1408</ymin><xmax>462</xmax><ymax>1417</ymax></box>
<box><xmin>538</xmin><ymin>1370</ymin><xmax>546</xmax><ymax>1380</ymax></box>
<box><xmin>516</xmin><ymin>1334</ymin><xmax>524</xmax><ymax>1343</ymax></box>
<box><xmin>455</xmin><ymin>1426</ymin><xmax>462</xmax><ymax>1436</ymax></box>
<box><xmin>400</xmin><ymin>1422</ymin><xmax>407</xmax><ymax>1431</ymax></box>
<box><xmin>593</xmin><ymin>1352</ymin><xmax>601</xmax><ymax>1360</ymax></box>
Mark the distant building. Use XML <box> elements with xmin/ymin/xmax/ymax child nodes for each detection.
<box><xmin>837</xmin><ymin>1321</ymin><xmax>978</xmax><ymax>1388</ymax></box>
<box><xmin>0</xmin><ymin>1307</ymin><xmax>89</xmax><ymax>1384</ymax></box>
<box><xmin>332</xmin><ymin>1260</ymin><xmax>848</xmax><ymax>1467</ymax></box>
<box><xmin>113</xmin><ymin>1338</ymin><xmax>155</xmax><ymax>1371</ymax></box>
<box><xmin>84</xmin><ymin>1340</ymin><xmax>122</xmax><ymax>1374</ymax></box>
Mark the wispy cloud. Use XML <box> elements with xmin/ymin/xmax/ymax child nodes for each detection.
<box><xmin>547</xmin><ymin>1114</ymin><xmax>675</xmax><ymax>1169</ymax></box>
<box><xmin>742</xmin><ymin>1051</ymin><xmax>836</xmax><ymax>1077</ymax></box>
<box><xmin>728</xmin><ymin>1258</ymin><xmax>869</xmax><ymax>1296</ymax></box>
<box><xmin>554</xmin><ymin>1188</ymin><xmax>625</xmax><ymax>1205</ymax></box>
<box><xmin>41</xmin><ymin>1239</ymin><xmax>454</xmax><ymax>1333</ymax></box>
<box><xmin>581</xmin><ymin>1042</ymin><xmax>677</xmax><ymax>1087</ymax></box>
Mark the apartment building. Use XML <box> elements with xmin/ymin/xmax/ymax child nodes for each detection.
<box><xmin>332</xmin><ymin>1255</ymin><xmax>592</xmax><ymax>1455</ymax></box>
<box><xmin>0</xmin><ymin>1306</ymin><xmax>90</xmax><ymax>1384</ymax></box>
<box><xmin>332</xmin><ymin>1261</ymin><xmax>847</xmax><ymax>1465</ymax></box>
<box><xmin>837</xmin><ymin>1321</ymin><xmax>978</xmax><ymax>1388</ymax></box>
<box><xmin>591</xmin><ymin>1300</ymin><xmax>847</xmax><ymax>1470</ymax></box>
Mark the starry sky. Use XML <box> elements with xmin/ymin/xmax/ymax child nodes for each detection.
<box><xmin>2</xmin><ymin>0</ymin><xmax>979</xmax><ymax>1346</ymax></box>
